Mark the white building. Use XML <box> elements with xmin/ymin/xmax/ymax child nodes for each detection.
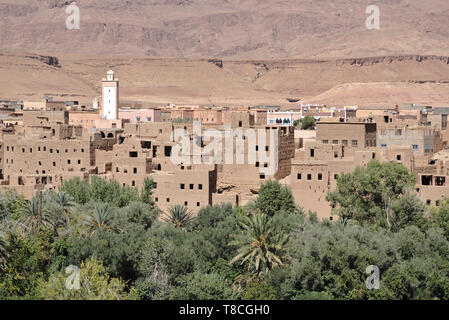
<box><xmin>101</xmin><ymin>69</ymin><xmax>119</xmax><ymax>120</ymax></box>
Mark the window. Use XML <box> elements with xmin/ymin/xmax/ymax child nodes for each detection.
<box><xmin>265</xmin><ymin>146</ymin><xmax>269</xmax><ymax>151</ymax></box>
<box><xmin>181</xmin><ymin>184</ymin><xmax>185</xmax><ymax>190</ymax></box>
<box><xmin>197</xmin><ymin>202</ymin><xmax>200</xmax><ymax>207</ymax></box>
<box><xmin>147</xmin><ymin>117</ymin><xmax>151</xmax><ymax>122</ymax></box>
<box><xmin>322</xmin><ymin>140</ymin><xmax>328</xmax><ymax>144</ymax></box>
<box><xmin>155</xmin><ymin>197</ymin><xmax>158</xmax><ymax>202</ymax></box>
<box><xmin>395</xmin><ymin>129</ymin><xmax>402</xmax><ymax>136</ymax></box>
<box><xmin>78</xmin><ymin>160</ymin><xmax>81</xmax><ymax>165</ymax></box>
<box><xmin>256</xmin><ymin>162</ymin><xmax>260</xmax><ymax>168</ymax></box>
<box><xmin>256</xmin><ymin>146</ymin><xmax>259</xmax><ymax>151</ymax></box>
<box><xmin>334</xmin><ymin>174</ymin><xmax>338</xmax><ymax>180</ymax></box>
<box><xmin>342</xmin><ymin>140</ymin><xmax>348</xmax><ymax>146</ymax></box>
<box><xmin>199</xmin><ymin>184</ymin><xmax>203</xmax><ymax>190</ymax></box>
<box><xmin>264</xmin><ymin>163</ymin><xmax>268</xmax><ymax>168</ymax></box>
<box><xmin>412</xmin><ymin>144</ymin><xmax>419</xmax><ymax>150</ymax></box>
<box><xmin>297</xmin><ymin>173</ymin><xmax>302</xmax><ymax>180</ymax></box>
<box><xmin>189</xmin><ymin>184</ymin><xmax>194</xmax><ymax>190</ymax></box>
<box><xmin>352</xmin><ymin>140</ymin><xmax>358</xmax><ymax>147</ymax></box>
<box><xmin>381</xmin><ymin>144</ymin><xmax>387</xmax><ymax>148</ymax></box>
<box><xmin>332</xmin><ymin>140</ymin><xmax>338</xmax><ymax>144</ymax></box>
<box><xmin>167</xmin><ymin>198</ymin><xmax>170</xmax><ymax>202</ymax></box>
<box><xmin>132</xmin><ymin>181</ymin><xmax>136</xmax><ymax>186</ymax></box>
<box><xmin>318</xmin><ymin>173</ymin><xmax>323</xmax><ymax>180</ymax></box>
<box><xmin>310</xmin><ymin>149</ymin><xmax>315</xmax><ymax>157</ymax></box>
<box><xmin>129</xmin><ymin>151</ymin><xmax>138</xmax><ymax>158</ymax></box>
<box><xmin>164</xmin><ymin>146</ymin><xmax>172</xmax><ymax>157</ymax></box>
<box><xmin>67</xmin><ymin>160</ymin><xmax>71</xmax><ymax>164</ymax></box>
<box><xmin>184</xmin><ymin>201</ymin><xmax>188</xmax><ymax>206</ymax></box>
<box><xmin>260</xmin><ymin>173</ymin><xmax>266</xmax><ymax>179</ymax></box>
<box><xmin>307</xmin><ymin>174</ymin><xmax>312</xmax><ymax>180</ymax></box>
<box><xmin>136</xmin><ymin>117</ymin><xmax>141</xmax><ymax>122</ymax></box>
<box><xmin>239</xmin><ymin>121</ymin><xmax>242</xmax><ymax>127</ymax></box>
<box><xmin>116</xmin><ymin>167</ymin><xmax>119</xmax><ymax>172</ymax></box>
<box><xmin>133</xmin><ymin>168</ymin><xmax>137</xmax><ymax>174</ymax></box>
<box><xmin>53</xmin><ymin>162</ymin><xmax>56</xmax><ymax>166</ymax></box>
<box><xmin>397</xmin><ymin>155</ymin><xmax>401</xmax><ymax>161</ymax></box>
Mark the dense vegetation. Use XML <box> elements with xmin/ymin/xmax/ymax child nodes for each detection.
<box><xmin>1</xmin><ymin>161</ymin><xmax>449</xmax><ymax>300</ymax></box>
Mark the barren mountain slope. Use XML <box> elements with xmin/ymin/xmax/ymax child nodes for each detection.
<box><xmin>1</xmin><ymin>0</ymin><xmax>449</xmax><ymax>59</ymax></box>
<box><xmin>2</xmin><ymin>50</ymin><xmax>449</xmax><ymax>107</ymax></box>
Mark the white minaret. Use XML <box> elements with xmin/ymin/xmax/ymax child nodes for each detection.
<box><xmin>102</xmin><ymin>69</ymin><xmax>119</xmax><ymax>120</ymax></box>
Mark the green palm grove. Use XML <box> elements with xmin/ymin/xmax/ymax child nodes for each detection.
<box><xmin>0</xmin><ymin>162</ymin><xmax>449</xmax><ymax>300</ymax></box>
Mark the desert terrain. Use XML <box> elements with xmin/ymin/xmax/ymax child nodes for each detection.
<box><xmin>1</xmin><ymin>0</ymin><xmax>449</xmax><ymax>106</ymax></box>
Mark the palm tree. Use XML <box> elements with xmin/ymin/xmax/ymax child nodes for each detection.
<box><xmin>229</xmin><ymin>213</ymin><xmax>289</xmax><ymax>280</ymax></box>
<box><xmin>162</xmin><ymin>204</ymin><xmax>194</xmax><ymax>230</ymax></box>
<box><xmin>83</xmin><ymin>203</ymin><xmax>116</xmax><ymax>235</ymax></box>
<box><xmin>55</xmin><ymin>192</ymin><xmax>76</xmax><ymax>224</ymax></box>
<box><xmin>18</xmin><ymin>194</ymin><xmax>54</xmax><ymax>235</ymax></box>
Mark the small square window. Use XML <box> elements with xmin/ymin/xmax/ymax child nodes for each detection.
<box><xmin>297</xmin><ymin>173</ymin><xmax>302</xmax><ymax>180</ymax></box>
<box><xmin>199</xmin><ymin>184</ymin><xmax>203</xmax><ymax>190</ymax></box>
<box><xmin>397</xmin><ymin>155</ymin><xmax>401</xmax><ymax>161</ymax></box>
<box><xmin>181</xmin><ymin>184</ymin><xmax>185</xmax><ymax>189</ymax></box>
<box><xmin>318</xmin><ymin>173</ymin><xmax>323</xmax><ymax>180</ymax></box>
<box><xmin>307</xmin><ymin>174</ymin><xmax>312</xmax><ymax>180</ymax></box>
<box><xmin>190</xmin><ymin>184</ymin><xmax>194</xmax><ymax>190</ymax></box>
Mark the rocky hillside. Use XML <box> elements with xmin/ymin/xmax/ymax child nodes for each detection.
<box><xmin>1</xmin><ymin>0</ymin><xmax>449</xmax><ymax>59</ymax></box>
<box><xmin>3</xmin><ymin>50</ymin><xmax>449</xmax><ymax>107</ymax></box>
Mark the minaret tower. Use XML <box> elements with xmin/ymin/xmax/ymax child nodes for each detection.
<box><xmin>101</xmin><ymin>69</ymin><xmax>119</xmax><ymax>120</ymax></box>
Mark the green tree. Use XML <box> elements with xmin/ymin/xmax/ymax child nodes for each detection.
<box><xmin>255</xmin><ymin>180</ymin><xmax>296</xmax><ymax>216</ymax></box>
<box><xmin>140</xmin><ymin>177</ymin><xmax>157</xmax><ymax>208</ymax></box>
<box><xmin>18</xmin><ymin>194</ymin><xmax>54</xmax><ymax>236</ymax></box>
<box><xmin>432</xmin><ymin>199</ymin><xmax>449</xmax><ymax>239</ymax></box>
<box><xmin>0</xmin><ymin>230</ymin><xmax>55</xmax><ymax>299</ymax></box>
<box><xmin>36</xmin><ymin>258</ymin><xmax>138</xmax><ymax>300</ymax></box>
<box><xmin>229</xmin><ymin>214</ymin><xmax>289</xmax><ymax>280</ymax></box>
<box><xmin>240</xmin><ymin>281</ymin><xmax>276</xmax><ymax>300</ymax></box>
<box><xmin>0</xmin><ymin>231</ymin><xmax>7</xmax><ymax>271</ymax></box>
<box><xmin>326</xmin><ymin>160</ymin><xmax>416</xmax><ymax>227</ymax></box>
<box><xmin>163</xmin><ymin>205</ymin><xmax>194</xmax><ymax>230</ymax></box>
<box><xmin>60</xmin><ymin>177</ymin><xmax>91</xmax><ymax>205</ymax></box>
<box><xmin>301</xmin><ymin>116</ymin><xmax>316</xmax><ymax>130</ymax></box>
<box><xmin>169</xmin><ymin>272</ymin><xmax>234</xmax><ymax>300</ymax></box>
<box><xmin>83</xmin><ymin>203</ymin><xmax>116</xmax><ymax>235</ymax></box>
